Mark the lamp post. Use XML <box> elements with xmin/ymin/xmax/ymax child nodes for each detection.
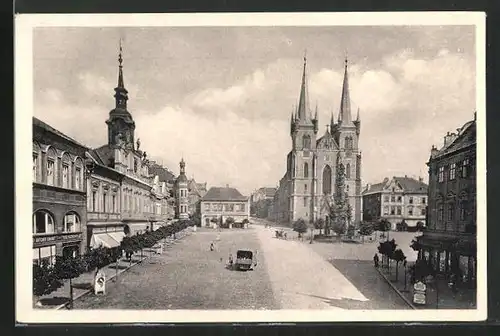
<box><xmin>402</xmin><ymin>259</ymin><xmax>408</xmax><ymax>292</ymax></box>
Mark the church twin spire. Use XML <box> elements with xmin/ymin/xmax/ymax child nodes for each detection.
<box><xmin>114</xmin><ymin>39</ymin><xmax>129</xmax><ymax>110</ymax></box>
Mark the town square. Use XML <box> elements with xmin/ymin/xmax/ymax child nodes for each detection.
<box><xmin>20</xmin><ymin>17</ymin><xmax>482</xmax><ymax>320</ymax></box>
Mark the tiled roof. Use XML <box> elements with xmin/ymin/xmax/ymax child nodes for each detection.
<box><xmin>33</xmin><ymin>117</ymin><xmax>88</xmax><ymax>149</ymax></box>
<box><xmin>394</xmin><ymin>177</ymin><xmax>428</xmax><ymax>193</ymax></box>
<box><xmin>93</xmin><ymin>144</ymin><xmax>115</xmax><ymax>167</ymax></box>
<box><xmin>362</xmin><ymin>182</ymin><xmax>385</xmax><ymax>195</ymax></box>
<box><xmin>148</xmin><ymin>162</ymin><xmax>176</xmax><ymax>182</ymax></box>
<box><xmin>201</xmin><ymin>186</ymin><xmax>248</xmax><ymax>201</ymax></box>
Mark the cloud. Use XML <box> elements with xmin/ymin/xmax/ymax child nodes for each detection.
<box><xmin>33</xmin><ymin>34</ymin><xmax>475</xmax><ymax>194</ymax></box>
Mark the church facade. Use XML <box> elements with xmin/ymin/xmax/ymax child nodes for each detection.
<box><xmin>271</xmin><ymin>56</ymin><xmax>362</xmax><ymax>226</ymax></box>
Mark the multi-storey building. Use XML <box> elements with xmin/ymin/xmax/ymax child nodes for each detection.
<box><xmin>362</xmin><ymin>176</ymin><xmax>428</xmax><ymax>230</ymax></box>
<box><xmin>32</xmin><ymin>117</ymin><xmax>88</xmax><ymax>264</ymax></box>
<box><xmin>148</xmin><ymin>161</ymin><xmax>176</xmax><ymax>227</ymax></box>
<box><xmin>417</xmin><ymin>115</ymin><xmax>476</xmax><ymax>287</ymax></box>
<box><xmin>187</xmin><ymin>178</ymin><xmax>207</xmax><ymax>218</ymax></box>
<box><xmin>84</xmin><ymin>153</ymin><xmax>125</xmax><ymax>250</ymax></box>
<box><xmin>270</xmin><ymin>56</ymin><xmax>362</xmax><ymax>226</ymax></box>
<box><xmin>200</xmin><ymin>186</ymin><xmax>250</xmax><ymax>227</ymax></box>
<box><xmin>89</xmin><ymin>46</ymin><xmax>156</xmax><ymax>237</ymax></box>
<box><xmin>250</xmin><ymin>187</ymin><xmax>277</xmax><ymax>218</ymax></box>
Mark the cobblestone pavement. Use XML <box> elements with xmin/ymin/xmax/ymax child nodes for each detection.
<box><xmin>73</xmin><ymin>228</ymin><xmax>278</xmax><ymax>310</ymax></box>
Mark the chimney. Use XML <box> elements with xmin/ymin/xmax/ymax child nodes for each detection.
<box><xmin>366</xmin><ymin>183</ymin><xmax>371</xmax><ymax>190</ymax></box>
<box><xmin>419</xmin><ymin>176</ymin><xmax>423</xmax><ymax>182</ymax></box>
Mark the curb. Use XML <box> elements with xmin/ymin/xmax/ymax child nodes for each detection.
<box><xmin>375</xmin><ymin>267</ymin><xmax>416</xmax><ymax>310</ymax></box>
<box><xmin>53</xmin><ymin>230</ymin><xmax>192</xmax><ymax>310</ymax></box>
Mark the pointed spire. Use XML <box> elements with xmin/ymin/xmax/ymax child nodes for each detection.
<box><xmin>296</xmin><ymin>50</ymin><xmax>311</xmax><ymax>122</ymax></box>
<box><xmin>339</xmin><ymin>55</ymin><xmax>352</xmax><ymax>124</ymax></box>
<box><xmin>314</xmin><ymin>102</ymin><xmax>318</xmax><ymax>120</ymax></box>
<box><xmin>114</xmin><ymin>38</ymin><xmax>129</xmax><ymax>109</ymax></box>
<box><xmin>118</xmin><ymin>39</ymin><xmax>124</xmax><ymax>88</ymax></box>
<box><xmin>356</xmin><ymin>107</ymin><xmax>360</xmax><ymax>121</ymax></box>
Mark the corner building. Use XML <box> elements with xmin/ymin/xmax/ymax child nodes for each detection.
<box><xmin>272</xmin><ymin>56</ymin><xmax>362</xmax><ymax>225</ymax></box>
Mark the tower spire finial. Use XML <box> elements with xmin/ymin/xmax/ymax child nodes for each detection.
<box><xmin>117</xmin><ymin>38</ymin><xmax>125</xmax><ymax>89</ymax></box>
<box><xmin>338</xmin><ymin>51</ymin><xmax>352</xmax><ymax>124</ymax></box>
<box><xmin>297</xmin><ymin>50</ymin><xmax>310</xmax><ymax>122</ymax></box>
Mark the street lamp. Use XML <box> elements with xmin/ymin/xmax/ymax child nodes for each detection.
<box><xmin>402</xmin><ymin>258</ymin><xmax>408</xmax><ymax>292</ymax></box>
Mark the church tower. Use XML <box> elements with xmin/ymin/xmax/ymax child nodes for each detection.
<box><xmin>106</xmin><ymin>41</ymin><xmax>136</xmax><ymax>151</ymax></box>
<box><xmin>331</xmin><ymin>57</ymin><xmax>362</xmax><ymax>224</ymax></box>
<box><xmin>175</xmin><ymin>158</ymin><xmax>189</xmax><ymax>220</ymax></box>
<box><xmin>289</xmin><ymin>53</ymin><xmax>319</xmax><ymax>223</ymax></box>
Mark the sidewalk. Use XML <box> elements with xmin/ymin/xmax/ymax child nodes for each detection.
<box><xmin>376</xmin><ymin>262</ymin><xmax>477</xmax><ymax>309</ymax></box>
<box><xmin>33</xmin><ymin>228</ymin><xmax>193</xmax><ymax>310</ymax></box>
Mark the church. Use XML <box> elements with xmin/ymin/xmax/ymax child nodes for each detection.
<box><xmin>271</xmin><ymin>56</ymin><xmax>362</xmax><ymax>226</ymax></box>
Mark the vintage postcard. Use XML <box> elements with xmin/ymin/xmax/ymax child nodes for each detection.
<box><xmin>15</xmin><ymin>12</ymin><xmax>486</xmax><ymax>323</ymax></box>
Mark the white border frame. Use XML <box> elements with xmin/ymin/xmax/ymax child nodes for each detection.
<box><xmin>15</xmin><ymin>12</ymin><xmax>487</xmax><ymax>323</ymax></box>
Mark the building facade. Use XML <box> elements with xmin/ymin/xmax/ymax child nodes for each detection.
<box><xmin>250</xmin><ymin>187</ymin><xmax>277</xmax><ymax>218</ymax></box>
<box><xmin>89</xmin><ymin>46</ymin><xmax>157</xmax><ymax>237</ymax></box>
<box><xmin>417</xmin><ymin>116</ymin><xmax>477</xmax><ymax>287</ymax></box>
<box><xmin>187</xmin><ymin>178</ymin><xmax>207</xmax><ymax>218</ymax></box>
<box><xmin>32</xmin><ymin>117</ymin><xmax>88</xmax><ymax>265</ymax></box>
<box><xmin>84</xmin><ymin>156</ymin><xmax>125</xmax><ymax>250</ymax></box>
<box><xmin>271</xmin><ymin>56</ymin><xmax>362</xmax><ymax>226</ymax></box>
<box><xmin>200</xmin><ymin>186</ymin><xmax>250</xmax><ymax>227</ymax></box>
<box><xmin>362</xmin><ymin>176</ymin><xmax>428</xmax><ymax>230</ymax></box>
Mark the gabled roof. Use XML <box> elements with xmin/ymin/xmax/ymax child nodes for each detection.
<box><xmin>316</xmin><ymin>130</ymin><xmax>339</xmax><ymax>149</ymax></box>
<box><xmin>148</xmin><ymin>162</ymin><xmax>175</xmax><ymax>182</ymax></box>
<box><xmin>432</xmin><ymin>119</ymin><xmax>475</xmax><ymax>159</ymax></box>
<box><xmin>201</xmin><ymin>186</ymin><xmax>248</xmax><ymax>201</ymax></box>
<box><xmin>362</xmin><ymin>177</ymin><xmax>428</xmax><ymax>195</ymax></box>
<box><xmin>362</xmin><ymin>182</ymin><xmax>385</xmax><ymax>195</ymax></box>
<box><xmin>393</xmin><ymin>177</ymin><xmax>428</xmax><ymax>193</ymax></box>
<box><xmin>33</xmin><ymin>117</ymin><xmax>89</xmax><ymax>149</ymax></box>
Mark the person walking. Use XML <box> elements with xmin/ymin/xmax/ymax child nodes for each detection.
<box><xmin>374</xmin><ymin>253</ymin><xmax>380</xmax><ymax>268</ymax></box>
<box><xmin>228</xmin><ymin>254</ymin><xmax>233</xmax><ymax>268</ymax></box>
<box><xmin>210</xmin><ymin>242</ymin><xmax>214</xmax><ymax>251</ymax></box>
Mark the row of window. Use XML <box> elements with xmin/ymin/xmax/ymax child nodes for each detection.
<box><xmin>179</xmin><ymin>205</ymin><xmax>188</xmax><ymax>213</ymax></box>
<box><xmin>203</xmin><ymin>203</ymin><xmax>246</xmax><ymax>212</ymax></box>
<box><xmin>90</xmin><ymin>190</ymin><xmax>118</xmax><ymax>213</ymax></box>
<box><xmin>383</xmin><ymin>206</ymin><xmax>426</xmax><ymax>216</ymax></box>
<box><xmin>179</xmin><ymin>189</ymin><xmax>188</xmax><ymax>197</ymax></box>
<box><xmin>301</xmin><ymin>162</ymin><xmax>352</xmax><ymax>179</ymax></box>
<box><xmin>383</xmin><ymin>195</ymin><xmax>426</xmax><ymax>204</ymax></box>
<box><xmin>438</xmin><ymin>158</ymin><xmax>470</xmax><ymax>183</ymax></box>
<box><xmin>436</xmin><ymin>202</ymin><xmax>469</xmax><ymax>222</ymax></box>
<box><xmin>33</xmin><ymin>145</ymin><xmax>84</xmax><ymax>191</ymax></box>
<box><xmin>33</xmin><ymin>210</ymin><xmax>81</xmax><ymax>234</ymax></box>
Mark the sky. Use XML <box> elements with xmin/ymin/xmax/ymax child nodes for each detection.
<box><xmin>33</xmin><ymin>25</ymin><xmax>476</xmax><ymax>195</ymax></box>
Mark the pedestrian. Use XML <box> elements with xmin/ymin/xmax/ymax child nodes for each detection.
<box><xmin>374</xmin><ymin>253</ymin><xmax>379</xmax><ymax>268</ymax></box>
<box><xmin>210</xmin><ymin>242</ymin><xmax>214</xmax><ymax>251</ymax></box>
<box><xmin>228</xmin><ymin>254</ymin><xmax>233</xmax><ymax>267</ymax></box>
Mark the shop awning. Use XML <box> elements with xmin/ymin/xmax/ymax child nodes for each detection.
<box><xmin>108</xmin><ymin>231</ymin><xmax>125</xmax><ymax>244</ymax></box>
<box><xmin>90</xmin><ymin>233</ymin><xmax>120</xmax><ymax>249</ymax></box>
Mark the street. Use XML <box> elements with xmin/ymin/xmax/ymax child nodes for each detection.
<box><xmin>74</xmin><ymin>222</ymin><xmax>410</xmax><ymax>310</ymax></box>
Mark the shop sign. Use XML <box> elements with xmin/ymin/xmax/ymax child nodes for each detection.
<box><xmin>413</xmin><ymin>281</ymin><xmax>427</xmax><ymax>305</ymax></box>
<box><xmin>33</xmin><ymin>233</ymin><xmax>83</xmax><ymax>247</ymax></box>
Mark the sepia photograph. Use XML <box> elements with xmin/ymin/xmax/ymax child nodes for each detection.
<box><xmin>15</xmin><ymin>12</ymin><xmax>486</xmax><ymax>323</ymax></box>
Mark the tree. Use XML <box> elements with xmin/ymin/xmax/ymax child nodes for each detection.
<box><xmin>225</xmin><ymin>217</ymin><xmax>235</xmax><ymax>227</ymax></box>
<box><xmin>33</xmin><ymin>260</ymin><xmax>62</xmax><ymax>303</ymax></box>
<box><xmin>410</xmin><ymin>239</ymin><xmax>423</xmax><ymax>260</ymax></box>
<box><xmin>314</xmin><ymin>218</ymin><xmax>325</xmax><ymax>236</ymax></box>
<box><xmin>53</xmin><ymin>255</ymin><xmax>86</xmax><ymax>309</ymax></box>
<box><xmin>121</xmin><ymin>236</ymin><xmax>136</xmax><ymax>266</ymax></box>
<box><xmin>359</xmin><ymin>221</ymin><xmax>375</xmax><ymax>242</ymax></box>
<box><xmin>416</xmin><ymin>221</ymin><xmax>425</xmax><ymax>232</ymax></box>
<box><xmin>377</xmin><ymin>219</ymin><xmax>391</xmax><ymax>232</ymax></box>
<box><xmin>346</xmin><ymin>225</ymin><xmax>356</xmax><ymax>239</ymax></box>
<box><xmin>292</xmin><ymin>218</ymin><xmax>308</xmax><ymax>238</ymax></box>
<box><xmin>391</xmin><ymin>248</ymin><xmax>406</xmax><ymax>281</ymax></box>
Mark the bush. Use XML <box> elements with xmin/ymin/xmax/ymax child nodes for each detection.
<box><xmin>292</xmin><ymin>218</ymin><xmax>308</xmax><ymax>235</ymax></box>
<box><xmin>416</xmin><ymin>221</ymin><xmax>426</xmax><ymax>232</ymax></box>
<box><xmin>33</xmin><ymin>260</ymin><xmax>62</xmax><ymax>299</ymax></box>
<box><xmin>359</xmin><ymin>221</ymin><xmax>375</xmax><ymax>236</ymax></box>
<box><xmin>225</xmin><ymin>217</ymin><xmax>235</xmax><ymax>226</ymax></box>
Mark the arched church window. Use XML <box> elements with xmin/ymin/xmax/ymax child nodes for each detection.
<box><xmin>322</xmin><ymin>165</ymin><xmax>332</xmax><ymax>195</ymax></box>
<box><xmin>304</xmin><ymin>162</ymin><xmax>309</xmax><ymax>178</ymax></box>
<box><xmin>302</xmin><ymin>135</ymin><xmax>311</xmax><ymax>149</ymax></box>
<box><xmin>346</xmin><ymin>163</ymin><xmax>351</xmax><ymax>179</ymax></box>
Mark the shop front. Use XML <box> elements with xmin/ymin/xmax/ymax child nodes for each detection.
<box><xmin>33</xmin><ymin>232</ymin><xmax>84</xmax><ymax>265</ymax></box>
<box><xmin>417</xmin><ymin>235</ymin><xmax>477</xmax><ymax>288</ymax></box>
<box><xmin>87</xmin><ymin>223</ymin><xmax>126</xmax><ymax>250</ymax></box>
<box><xmin>124</xmin><ymin>221</ymin><xmax>151</xmax><ymax>236</ymax></box>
